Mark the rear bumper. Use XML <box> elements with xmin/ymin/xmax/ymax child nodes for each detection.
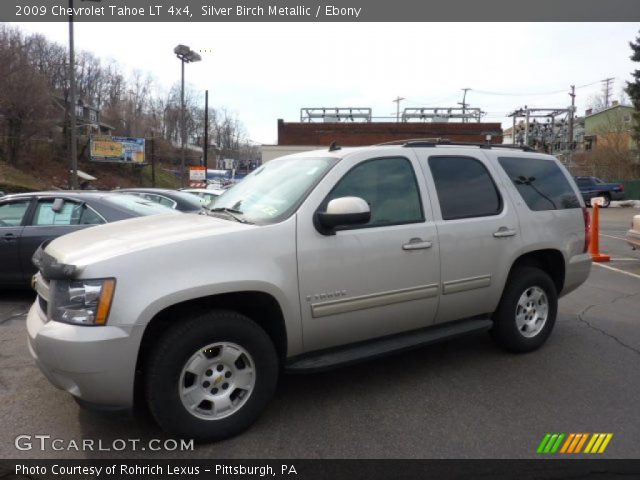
<box><xmin>561</xmin><ymin>253</ymin><xmax>592</xmax><ymax>297</ymax></box>
<box><xmin>26</xmin><ymin>302</ymin><xmax>138</xmax><ymax>408</ymax></box>
<box><xmin>610</xmin><ymin>191</ymin><xmax>625</xmax><ymax>201</ymax></box>
<box><xmin>627</xmin><ymin>230</ymin><xmax>640</xmax><ymax>250</ymax></box>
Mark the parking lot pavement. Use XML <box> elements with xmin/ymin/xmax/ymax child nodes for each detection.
<box><xmin>1</xmin><ymin>207</ymin><xmax>639</xmax><ymax>460</ymax></box>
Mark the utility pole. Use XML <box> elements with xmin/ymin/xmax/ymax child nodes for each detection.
<box><xmin>524</xmin><ymin>106</ymin><xmax>530</xmax><ymax>146</ymax></box>
<box><xmin>568</xmin><ymin>85</ymin><xmax>576</xmax><ymax>153</ymax></box>
<box><xmin>393</xmin><ymin>96</ymin><xmax>405</xmax><ymax>123</ymax></box>
<box><xmin>459</xmin><ymin>88</ymin><xmax>471</xmax><ymax>123</ymax></box>
<box><xmin>602</xmin><ymin>77</ymin><xmax>614</xmax><ymax>108</ymax></box>
<box><xmin>68</xmin><ymin>0</ymin><xmax>78</xmax><ymax>189</ymax></box>
<box><xmin>204</xmin><ymin>90</ymin><xmax>209</xmax><ymax>173</ymax></box>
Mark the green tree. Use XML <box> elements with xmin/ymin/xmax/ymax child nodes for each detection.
<box><xmin>625</xmin><ymin>31</ymin><xmax>640</xmax><ymax>147</ymax></box>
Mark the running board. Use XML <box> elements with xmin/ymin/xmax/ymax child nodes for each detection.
<box><xmin>285</xmin><ymin>318</ymin><xmax>493</xmax><ymax>373</ymax></box>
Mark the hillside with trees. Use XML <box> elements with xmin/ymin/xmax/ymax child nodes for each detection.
<box><xmin>0</xmin><ymin>24</ymin><xmax>259</xmax><ymax>192</ymax></box>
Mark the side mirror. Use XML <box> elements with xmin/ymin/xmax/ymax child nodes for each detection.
<box><xmin>315</xmin><ymin>196</ymin><xmax>371</xmax><ymax>235</ymax></box>
<box><xmin>51</xmin><ymin>198</ymin><xmax>65</xmax><ymax>213</ymax></box>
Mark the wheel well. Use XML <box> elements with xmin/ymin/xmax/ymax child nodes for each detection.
<box><xmin>508</xmin><ymin>250</ymin><xmax>565</xmax><ymax>294</ymax></box>
<box><xmin>134</xmin><ymin>291</ymin><xmax>287</xmax><ymax>407</ymax></box>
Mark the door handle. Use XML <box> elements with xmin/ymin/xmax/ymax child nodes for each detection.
<box><xmin>3</xmin><ymin>233</ymin><xmax>16</xmax><ymax>242</ymax></box>
<box><xmin>403</xmin><ymin>238</ymin><xmax>432</xmax><ymax>250</ymax></box>
<box><xmin>493</xmin><ymin>227</ymin><xmax>517</xmax><ymax>238</ymax></box>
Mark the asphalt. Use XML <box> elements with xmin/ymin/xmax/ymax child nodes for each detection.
<box><xmin>0</xmin><ymin>207</ymin><xmax>639</xmax><ymax>459</ymax></box>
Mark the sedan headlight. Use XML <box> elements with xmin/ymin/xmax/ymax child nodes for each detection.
<box><xmin>49</xmin><ymin>278</ymin><xmax>116</xmax><ymax>326</ymax></box>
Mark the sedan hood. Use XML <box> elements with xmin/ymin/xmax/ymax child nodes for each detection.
<box><xmin>45</xmin><ymin>213</ymin><xmax>252</xmax><ymax>267</ymax></box>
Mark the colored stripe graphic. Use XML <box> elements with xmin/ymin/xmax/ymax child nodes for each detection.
<box><xmin>539</xmin><ymin>433</ymin><xmax>613</xmax><ymax>454</ymax></box>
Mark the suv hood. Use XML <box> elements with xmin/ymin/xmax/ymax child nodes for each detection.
<box><xmin>45</xmin><ymin>213</ymin><xmax>252</xmax><ymax>267</ymax></box>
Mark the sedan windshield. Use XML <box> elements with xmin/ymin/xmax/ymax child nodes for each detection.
<box><xmin>210</xmin><ymin>157</ymin><xmax>336</xmax><ymax>224</ymax></box>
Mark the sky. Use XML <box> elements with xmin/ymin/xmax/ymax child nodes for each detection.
<box><xmin>13</xmin><ymin>22</ymin><xmax>640</xmax><ymax>144</ymax></box>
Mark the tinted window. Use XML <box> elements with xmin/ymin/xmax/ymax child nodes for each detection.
<box><xmin>327</xmin><ymin>157</ymin><xmax>423</xmax><ymax>227</ymax></box>
<box><xmin>428</xmin><ymin>156</ymin><xmax>502</xmax><ymax>220</ymax></box>
<box><xmin>499</xmin><ymin>157</ymin><xmax>580</xmax><ymax>210</ymax></box>
<box><xmin>0</xmin><ymin>200</ymin><xmax>30</xmax><ymax>227</ymax></box>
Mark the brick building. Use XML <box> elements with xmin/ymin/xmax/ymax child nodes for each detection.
<box><xmin>262</xmin><ymin>119</ymin><xmax>503</xmax><ymax>162</ymax></box>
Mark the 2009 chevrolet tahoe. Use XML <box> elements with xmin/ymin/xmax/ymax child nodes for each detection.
<box><xmin>28</xmin><ymin>141</ymin><xmax>591</xmax><ymax>441</ymax></box>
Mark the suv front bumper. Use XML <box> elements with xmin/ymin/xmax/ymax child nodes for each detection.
<box><xmin>26</xmin><ymin>301</ymin><xmax>138</xmax><ymax>409</ymax></box>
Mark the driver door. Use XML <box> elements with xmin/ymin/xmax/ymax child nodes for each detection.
<box><xmin>295</xmin><ymin>150</ymin><xmax>441</xmax><ymax>352</ymax></box>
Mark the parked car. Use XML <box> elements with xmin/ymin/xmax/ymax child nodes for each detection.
<box><xmin>574</xmin><ymin>176</ymin><xmax>624</xmax><ymax>207</ymax></box>
<box><xmin>0</xmin><ymin>191</ymin><xmax>178</xmax><ymax>286</ymax></box>
<box><xmin>180</xmin><ymin>188</ymin><xmax>225</xmax><ymax>208</ymax></box>
<box><xmin>115</xmin><ymin>188</ymin><xmax>204</xmax><ymax>213</ymax></box>
<box><xmin>626</xmin><ymin>214</ymin><xmax>640</xmax><ymax>250</ymax></box>
<box><xmin>29</xmin><ymin>142</ymin><xmax>591</xmax><ymax>441</ymax></box>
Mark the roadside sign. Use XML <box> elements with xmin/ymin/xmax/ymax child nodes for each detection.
<box><xmin>591</xmin><ymin>196</ymin><xmax>605</xmax><ymax>206</ymax></box>
<box><xmin>190</xmin><ymin>166</ymin><xmax>206</xmax><ymax>181</ymax></box>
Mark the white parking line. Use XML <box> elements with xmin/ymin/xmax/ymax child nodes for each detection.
<box><xmin>594</xmin><ymin>262</ymin><xmax>640</xmax><ymax>280</ymax></box>
<box><xmin>600</xmin><ymin>233</ymin><xmax>628</xmax><ymax>241</ymax></box>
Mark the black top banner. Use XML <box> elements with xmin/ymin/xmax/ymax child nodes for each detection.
<box><xmin>5</xmin><ymin>0</ymin><xmax>640</xmax><ymax>22</ymax></box>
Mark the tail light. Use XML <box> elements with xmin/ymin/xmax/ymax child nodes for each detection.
<box><xmin>619</xmin><ymin>184</ymin><xmax>624</xmax><ymax>192</ymax></box>
<box><xmin>582</xmin><ymin>207</ymin><xmax>590</xmax><ymax>253</ymax></box>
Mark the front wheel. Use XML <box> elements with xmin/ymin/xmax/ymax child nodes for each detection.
<box><xmin>145</xmin><ymin>310</ymin><xmax>279</xmax><ymax>442</ymax></box>
<box><xmin>490</xmin><ymin>267</ymin><xmax>558</xmax><ymax>353</ymax></box>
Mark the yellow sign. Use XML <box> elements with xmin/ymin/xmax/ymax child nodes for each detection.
<box><xmin>92</xmin><ymin>138</ymin><xmax>123</xmax><ymax>158</ymax></box>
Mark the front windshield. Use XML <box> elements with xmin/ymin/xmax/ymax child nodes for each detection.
<box><xmin>211</xmin><ymin>157</ymin><xmax>336</xmax><ymax>224</ymax></box>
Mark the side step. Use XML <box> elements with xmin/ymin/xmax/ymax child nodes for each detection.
<box><xmin>285</xmin><ymin>317</ymin><xmax>493</xmax><ymax>373</ymax></box>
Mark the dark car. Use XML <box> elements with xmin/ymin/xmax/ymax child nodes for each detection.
<box><xmin>115</xmin><ymin>188</ymin><xmax>203</xmax><ymax>213</ymax></box>
<box><xmin>574</xmin><ymin>176</ymin><xmax>624</xmax><ymax>208</ymax></box>
<box><xmin>0</xmin><ymin>191</ymin><xmax>178</xmax><ymax>286</ymax></box>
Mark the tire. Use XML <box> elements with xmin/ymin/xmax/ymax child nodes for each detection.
<box><xmin>490</xmin><ymin>267</ymin><xmax>558</xmax><ymax>353</ymax></box>
<box><xmin>145</xmin><ymin>310</ymin><xmax>279</xmax><ymax>442</ymax></box>
<box><xmin>601</xmin><ymin>193</ymin><xmax>611</xmax><ymax>208</ymax></box>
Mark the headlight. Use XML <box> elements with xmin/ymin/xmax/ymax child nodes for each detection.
<box><xmin>49</xmin><ymin>278</ymin><xmax>116</xmax><ymax>326</ymax></box>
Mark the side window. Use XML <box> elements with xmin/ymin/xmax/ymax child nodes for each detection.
<box><xmin>33</xmin><ymin>199</ymin><xmax>79</xmax><ymax>226</ymax></box>
<box><xmin>326</xmin><ymin>157</ymin><xmax>424</xmax><ymax>228</ymax></box>
<box><xmin>428</xmin><ymin>156</ymin><xmax>502</xmax><ymax>220</ymax></box>
<box><xmin>79</xmin><ymin>206</ymin><xmax>105</xmax><ymax>225</ymax></box>
<box><xmin>498</xmin><ymin>157</ymin><xmax>580</xmax><ymax>211</ymax></box>
<box><xmin>0</xmin><ymin>200</ymin><xmax>31</xmax><ymax>227</ymax></box>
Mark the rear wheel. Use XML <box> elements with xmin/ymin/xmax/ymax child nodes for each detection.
<box><xmin>601</xmin><ymin>193</ymin><xmax>611</xmax><ymax>208</ymax></box>
<box><xmin>145</xmin><ymin>310</ymin><xmax>278</xmax><ymax>442</ymax></box>
<box><xmin>491</xmin><ymin>267</ymin><xmax>558</xmax><ymax>353</ymax></box>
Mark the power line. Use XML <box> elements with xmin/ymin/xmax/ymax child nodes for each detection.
<box><xmin>471</xmin><ymin>80</ymin><xmax>604</xmax><ymax>97</ymax></box>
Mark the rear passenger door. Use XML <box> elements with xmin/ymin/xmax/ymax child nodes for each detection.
<box><xmin>416</xmin><ymin>150</ymin><xmax>522</xmax><ymax>324</ymax></box>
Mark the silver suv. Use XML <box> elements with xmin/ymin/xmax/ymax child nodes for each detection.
<box><xmin>28</xmin><ymin>141</ymin><xmax>592</xmax><ymax>441</ymax></box>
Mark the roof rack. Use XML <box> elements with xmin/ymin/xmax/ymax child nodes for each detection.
<box><xmin>374</xmin><ymin>139</ymin><xmax>533</xmax><ymax>151</ymax></box>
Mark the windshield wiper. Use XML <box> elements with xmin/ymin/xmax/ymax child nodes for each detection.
<box><xmin>209</xmin><ymin>207</ymin><xmax>252</xmax><ymax>224</ymax></box>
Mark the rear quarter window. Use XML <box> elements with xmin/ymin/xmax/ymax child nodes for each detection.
<box><xmin>498</xmin><ymin>157</ymin><xmax>580</xmax><ymax>211</ymax></box>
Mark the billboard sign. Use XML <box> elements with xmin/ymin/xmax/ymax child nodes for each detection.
<box><xmin>90</xmin><ymin>136</ymin><xmax>146</xmax><ymax>164</ymax></box>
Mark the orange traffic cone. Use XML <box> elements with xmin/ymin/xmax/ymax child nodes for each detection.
<box><xmin>589</xmin><ymin>203</ymin><xmax>610</xmax><ymax>262</ymax></box>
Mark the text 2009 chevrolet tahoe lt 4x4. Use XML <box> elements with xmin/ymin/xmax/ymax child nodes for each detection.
<box><xmin>28</xmin><ymin>141</ymin><xmax>591</xmax><ymax>441</ymax></box>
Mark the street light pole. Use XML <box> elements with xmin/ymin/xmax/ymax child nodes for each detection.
<box><xmin>180</xmin><ymin>59</ymin><xmax>185</xmax><ymax>187</ymax></box>
<box><xmin>174</xmin><ymin>44</ymin><xmax>201</xmax><ymax>188</ymax></box>
<box><xmin>68</xmin><ymin>0</ymin><xmax>78</xmax><ymax>189</ymax></box>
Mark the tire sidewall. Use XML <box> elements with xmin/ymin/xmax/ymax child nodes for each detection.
<box><xmin>145</xmin><ymin>311</ymin><xmax>278</xmax><ymax>442</ymax></box>
<box><xmin>492</xmin><ymin>267</ymin><xmax>558</xmax><ymax>352</ymax></box>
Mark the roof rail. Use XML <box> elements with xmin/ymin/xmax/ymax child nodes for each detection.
<box><xmin>402</xmin><ymin>140</ymin><xmax>533</xmax><ymax>152</ymax></box>
<box><xmin>373</xmin><ymin>138</ymin><xmax>534</xmax><ymax>151</ymax></box>
<box><xmin>374</xmin><ymin>138</ymin><xmax>446</xmax><ymax>146</ymax></box>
